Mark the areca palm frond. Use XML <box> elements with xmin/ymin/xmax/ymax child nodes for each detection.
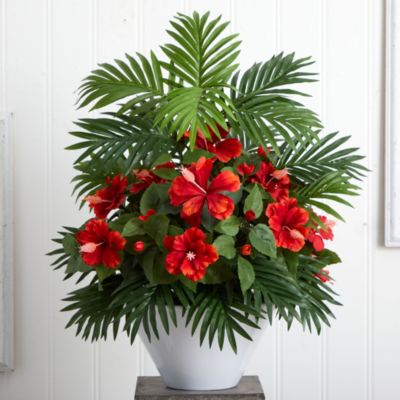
<box><xmin>68</xmin><ymin>113</ymin><xmax>172</xmax><ymax>167</ymax></box>
<box><xmin>156</xmin><ymin>12</ymin><xmax>240</xmax><ymax>145</ymax></box>
<box><xmin>185</xmin><ymin>290</ymin><xmax>262</xmax><ymax>352</ymax></box>
<box><xmin>276</xmin><ymin>131</ymin><xmax>368</xmax><ymax>181</ymax></box>
<box><xmin>77</xmin><ymin>51</ymin><xmax>164</xmax><ymax>114</ymax></box>
<box><xmin>229</xmin><ymin>53</ymin><xmax>322</xmax><ymax>153</ymax></box>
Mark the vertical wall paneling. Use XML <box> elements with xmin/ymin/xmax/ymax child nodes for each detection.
<box><xmin>0</xmin><ymin>1</ymin><xmax>399</xmax><ymax>399</ymax></box>
<box><xmin>277</xmin><ymin>2</ymin><xmax>323</xmax><ymax>399</ymax></box>
<box><xmin>51</xmin><ymin>1</ymin><xmax>95</xmax><ymax>399</ymax></box>
<box><xmin>0</xmin><ymin>0</ymin><xmax>5</xmax><ymax>111</ymax></box>
<box><xmin>324</xmin><ymin>1</ymin><xmax>368</xmax><ymax>399</ymax></box>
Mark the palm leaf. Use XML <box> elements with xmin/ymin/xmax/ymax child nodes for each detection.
<box><xmin>77</xmin><ymin>51</ymin><xmax>164</xmax><ymax>113</ymax></box>
<box><xmin>229</xmin><ymin>53</ymin><xmax>322</xmax><ymax>153</ymax></box>
<box><xmin>157</xmin><ymin>11</ymin><xmax>240</xmax><ymax>147</ymax></box>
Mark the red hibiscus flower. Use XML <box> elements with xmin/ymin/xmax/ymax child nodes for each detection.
<box><xmin>308</xmin><ymin>215</ymin><xmax>335</xmax><ymax>252</ymax></box>
<box><xmin>76</xmin><ymin>219</ymin><xmax>126</xmax><ymax>269</ymax></box>
<box><xmin>163</xmin><ymin>227</ymin><xmax>219</xmax><ymax>281</ymax></box>
<box><xmin>85</xmin><ymin>175</ymin><xmax>127</xmax><ymax>219</ymax></box>
<box><xmin>237</xmin><ymin>162</ymin><xmax>255</xmax><ymax>176</ymax></box>
<box><xmin>169</xmin><ymin>157</ymin><xmax>241</xmax><ymax>226</ymax></box>
<box><xmin>130</xmin><ymin>162</ymin><xmax>175</xmax><ymax>194</ymax></box>
<box><xmin>266</xmin><ymin>198</ymin><xmax>309</xmax><ymax>252</ymax></box>
<box><xmin>249</xmin><ymin>161</ymin><xmax>290</xmax><ymax>201</ymax></box>
<box><xmin>190</xmin><ymin>125</ymin><xmax>242</xmax><ymax>163</ymax></box>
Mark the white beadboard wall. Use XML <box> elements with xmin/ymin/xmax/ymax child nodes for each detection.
<box><xmin>0</xmin><ymin>0</ymin><xmax>399</xmax><ymax>399</ymax></box>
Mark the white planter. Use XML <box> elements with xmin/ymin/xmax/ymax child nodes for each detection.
<box><xmin>138</xmin><ymin>306</ymin><xmax>267</xmax><ymax>391</ymax></box>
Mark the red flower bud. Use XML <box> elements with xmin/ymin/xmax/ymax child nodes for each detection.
<box><xmin>237</xmin><ymin>162</ymin><xmax>255</xmax><ymax>176</ymax></box>
<box><xmin>139</xmin><ymin>209</ymin><xmax>156</xmax><ymax>221</ymax></box>
<box><xmin>133</xmin><ymin>241</ymin><xmax>145</xmax><ymax>252</ymax></box>
<box><xmin>240</xmin><ymin>244</ymin><xmax>252</xmax><ymax>256</ymax></box>
<box><xmin>257</xmin><ymin>146</ymin><xmax>267</xmax><ymax>158</ymax></box>
<box><xmin>244</xmin><ymin>210</ymin><xmax>256</xmax><ymax>221</ymax></box>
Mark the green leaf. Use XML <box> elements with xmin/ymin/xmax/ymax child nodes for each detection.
<box><xmin>182</xmin><ymin>148</ymin><xmax>214</xmax><ymax>164</ymax></box>
<box><xmin>201</xmin><ymin>260</ymin><xmax>235</xmax><ymax>284</ymax></box>
<box><xmin>213</xmin><ymin>235</ymin><xmax>236</xmax><ymax>259</ymax></box>
<box><xmin>215</xmin><ymin>216</ymin><xmax>241</xmax><ymax>236</ymax></box>
<box><xmin>109</xmin><ymin>213</ymin><xmax>136</xmax><ymax>232</ymax></box>
<box><xmin>316</xmin><ymin>249</ymin><xmax>342</xmax><ymax>266</ymax></box>
<box><xmin>96</xmin><ymin>266</ymin><xmax>115</xmax><ymax>282</ymax></box>
<box><xmin>140</xmin><ymin>183</ymin><xmax>179</xmax><ymax>215</ymax></box>
<box><xmin>142</xmin><ymin>214</ymin><xmax>170</xmax><ymax>247</ymax></box>
<box><xmin>122</xmin><ymin>218</ymin><xmax>145</xmax><ymax>237</ymax></box>
<box><xmin>249</xmin><ymin>223</ymin><xmax>276</xmax><ymax>258</ymax></box>
<box><xmin>238</xmin><ymin>256</ymin><xmax>255</xmax><ymax>294</ymax></box>
<box><xmin>141</xmin><ymin>250</ymin><xmax>177</xmax><ymax>284</ymax></box>
<box><xmin>244</xmin><ymin>184</ymin><xmax>264</xmax><ymax>218</ymax></box>
<box><xmin>282</xmin><ymin>249</ymin><xmax>299</xmax><ymax>275</ymax></box>
<box><xmin>63</xmin><ymin>234</ymin><xmax>78</xmax><ymax>255</ymax></box>
<box><xmin>179</xmin><ymin>276</ymin><xmax>198</xmax><ymax>291</ymax></box>
<box><xmin>66</xmin><ymin>255</ymin><xmax>92</xmax><ymax>274</ymax></box>
<box><xmin>152</xmin><ymin>168</ymin><xmax>180</xmax><ymax>180</ymax></box>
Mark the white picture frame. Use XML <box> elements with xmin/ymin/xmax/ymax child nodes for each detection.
<box><xmin>0</xmin><ymin>113</ymin><xmax>13</xmax><ymax>371</ymax></box>
<box><xmin>386</xmin><ymin>0</ymin><xmax>400</xmax><ymax>246</ymax></box>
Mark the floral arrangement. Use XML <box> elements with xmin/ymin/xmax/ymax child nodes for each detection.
<box><xmin>49</xmin><ymin>12</ymin><xmax>365</xmax><ymax>351</ymax></box>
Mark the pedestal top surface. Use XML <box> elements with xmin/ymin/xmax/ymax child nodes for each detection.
<box><xmin>135</xmin><ymin>376</ymin><xmax>265</xmax><ymax>400</ymax></box>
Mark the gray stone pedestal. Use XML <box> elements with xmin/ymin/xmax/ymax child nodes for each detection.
<box><xmin>134</xmin><ymin>376</ymin><xmax>265</xmax><ymax>400</ymax></box>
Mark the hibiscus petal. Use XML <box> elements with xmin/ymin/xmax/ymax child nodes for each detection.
<box><xmin>181</xmin><ymin>196</ymin><xmax>205</xmax><ymax>217</ymax></box>
<box><xmin>213</xmin><ymin>138</ymin><xmax>242</xmax><ymax>162</ymax></box>
<box><xmin>208</xmin><ymin>170</ymin><xmax>240</xmax><ymax>193</ymax></box>
<box><xmin>277</xmin><ymin>229</ymin><xmax>305</xmax><ymax>252</ymax></box>
<box><xmin>81</xmin><ymin>249</ymin><xmax>102</xmax><ymax>266</ymax></box>
<box><xmin>166</xmin><ymin>251</ymin><xmax>185</xmax><ymax>274</ymax></box>
<box><xmin>206</xmin><ymin>193</ymin><xmax>235</xmax><ymax>220</ymax></box>
<box><xmin>169</xmin><ymin>176</ymin><xmax>204</xmax><ymax>206</ymax></box>
<box><xmin>192</xmin><ymin>157</ymin><xmax>214</xmax><ymax>189</ymax></box>
<box><xmin>101</xmin><ymin>247</ymin><xmax>121</xmax><ymax>269</ymax></box>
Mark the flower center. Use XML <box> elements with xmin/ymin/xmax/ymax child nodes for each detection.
<box><xmin>186</xmin><ymin>251</ymin><xmax>196</xmax><ymax>261</ymax></box>
<box><xmin>180</xmin><ymin>167</ymin><xmax>207</xmax><ymax>194</ymax></box>
<box><xmin>80</xmin><ymin>242</ymin><xmax>102</xmax><ymax>253</ymax></box>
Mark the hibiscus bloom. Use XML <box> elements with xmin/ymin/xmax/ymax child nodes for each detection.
<box><xmin>308</xmin><ymin>215</ymin><xmax>335</xmax><ymax>252</ymax></box>
<box><xmin>76</xmin><ymin>219</ymin><xmax>126</xmax><ymax>269</ymax></box>
<box><xmin>163</xmin><ymin>227</ymin><xmax>218</xmax><ymax>281</ymax></box>
<box><xmin>266</xmin><ymin>198</ymin><xmax>309</xmax><ymax>252</ymax></box>
<box><xmin>169</xmin><ymin>157</ymin><xmax>241</xmax><ymax>226</ymax></box>
<box><xmin>249</xmin><ymin>161</ymin><xmax>290</xmax><ymax>201</ymax></box>
<box><xmin>130</xmin><ymin>162</ymin><xmax>175</xmax><ymax>194</ymax></box>
<box><xmin>85</xmin><ymin>175</ymin><xmax>127</xmax><ymax>219</ymax></box>
<box><xmin>189</xmin><ymin>125</ymin><xmax>242</xmax><ymax>163</ymax></box>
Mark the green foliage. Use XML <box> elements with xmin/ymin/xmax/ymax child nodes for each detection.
<box><xmin>184</xmin><ymin>289</ymin><xmax>262</xmax><ymax>352</ymax></box>
<box><xmin>214</xmin><ymin>215</ymin><xmax>241</xmax><ymax>236</ymax></box>
<box><xmin>49</xmin><ymin>11</ymin><xmax>367</xmax><ymax>352</ymax></box>
<box><xmin>243</xmin><ymin>185</ymin><xmax>264</xmax><ymax>218</ymax></box>
<box><xmin>237</xmin><ymin>256</ymin><xmax>255</xmax><ymax>295</ymax></box>
<box><xmin>229</xmin><ymin>53</ymin><xmax>321</xmax><ymax>153</ymax></box>
<box><xmin>140</xmin><ymin>183</ymin><xmax>179</xmax><ymax>215</ymax></box>
<box><xmin>213</xmin><ymin>235</ymin><xmax>236</xmax><ymax>259</ymax></box>
<box><xmin>78</xmin><ymin>51</ymin><xmax>164</xmax><ymax>114</ymax></box>
<box><xmin>248</xmin><ymin>224</ymin><xmax>277</xmax><ymax>258</ymax></box>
